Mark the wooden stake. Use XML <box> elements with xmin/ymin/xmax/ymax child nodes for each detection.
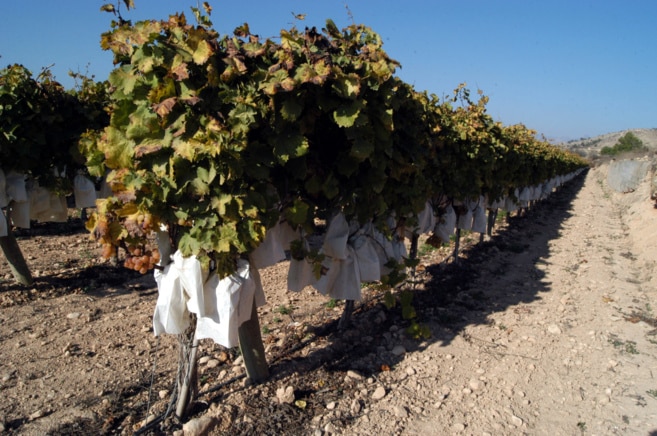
<box><xmin>238</xmin><ymin>295</ymin><xmax>269</xmax><ymax>383</ymax></box>
<box><xmin>0</xmin><ymin>205</ymin><xmax>33</xmax><ymax>286</ymax></box>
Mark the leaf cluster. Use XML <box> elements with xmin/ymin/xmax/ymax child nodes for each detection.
<box><xmin>0</xmin><ymin>64</ymin><xmax>109</xmax><ymax>191</ymax></box>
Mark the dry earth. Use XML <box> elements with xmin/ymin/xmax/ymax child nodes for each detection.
<box><xmin>1</xmin><ymin>163</ymin><xmax>656</xmax><ymax>435</ymax></box>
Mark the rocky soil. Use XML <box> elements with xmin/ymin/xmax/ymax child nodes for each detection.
<box><xmin>1</xmin><ymin>163</ymin><xmax>656</xmax><ymax>435</ymax></box>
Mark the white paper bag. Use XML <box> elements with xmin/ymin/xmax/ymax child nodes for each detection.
<box><xmin>5</xmin><ymin>172</ymin><xmax>27</xmax><ymax>203</ymax></box>
<box><xmin>323</xmin><ymin>213</ymin><xmax>349</xmax><ymax>260</ymax></box>
<box><xmin>9</xmin><ymin>201</ymin><xmax>30</xmax><ymax>228</ymax></box>
<box><xmin>37</xmin><ymin>193</ymin><xmax>68</xmax><ymax>223</ymax></box>
<box><xmin>29</xmin><ymin>185</ymin><xmax>51</xmax><ymax>220</ymax></box>
<box><xmin>250</xmin><ymin>222</ymin><xmax>287</xmax><ymax>269</ymax></box>
<box><xmin>472</xmin><ymin>205</ymin><xmax>487</xmax><ymax>234</ymax></box>
<box><xmin>73</xmin><ymin>174</ymin><xmax>97</xmax><ymax>208</ymax></box>
<box><xmin>287</xmin><ymin>257</ymin><xmax>317</xmax><ymax>292</ymax></box>
<box><xmin>457</xmin><ymin>208</ymin><xmax>473</xmax><ymax>230</ymax></box>
<box><xmin>314</xmin><ymin>247</ymin><xmax>362</xmax><ymax>301</ymax></box>
<box><xmin>435</xmin><ymin>205</ymin><xmax>456</xmax><ymax>244</ymax></box>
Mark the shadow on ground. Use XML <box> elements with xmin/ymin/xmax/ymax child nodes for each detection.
<box><xmin>190</xmin><ymin>171</ymin><xmax>588</xmax><ymax>436</ymax></box>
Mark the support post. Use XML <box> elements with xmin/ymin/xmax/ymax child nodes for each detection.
<box><xmin>238</xmin><ymin>296</ymin><xmax>269</xmax><ymax>383</ymax></box>
<box><xmin>0</xmin><ymin>206</ymin><xmax>33</xmax><ymax>286</ymax></box>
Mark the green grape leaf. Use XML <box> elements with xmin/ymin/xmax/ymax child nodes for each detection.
<box><xmin>102</xmin><ymin>126</ymin><xmax>134</xmax><ymax>169</ymax></box>
<box><xmin>333</xmin><ymin>99</ymin><xmax>364</xmax><ymax>128</ymax></box>
<box><xmin>273</xmin><ymin>132</ymin><xmax>309</xmax><ymax>163</ymax></box>
<box><xmin>284</xmin><ymin>199</ymin><xmax>309</xmax><ymax>227</ymax></box>
<box><xmin>280</xmin><ymin>98</ymin><xmax>303</xmax><ymax>121</ymax></box>
<box><xmin>108</xmin><ymin>66</ymin><xmax>139</xmax><ymax>98</ymax></box>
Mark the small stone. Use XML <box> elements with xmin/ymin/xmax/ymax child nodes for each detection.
<box><xmin>276</xmin><ymin>386</ymin><xmax>295</xmax><ymax>404</ymax></box>
<box><xmin>67</xmin><ymin>312</ymin><xmax>81</xmax><ymax>319</ymax></box>
<box><xmin>547</xmin><ymin>324</ymin><xmax>561</xmax><ymax>335</ymax></box>
<box><xmin>393</xmin><ymin>405</ymin><xmax>408</xmax><ymax>419</ymax></box>
<box><xmin>206</xmin><ymin>359</ymin><xmax>220</xmax><ymax>368</ymax></box>
<box><xmin>452</xmin><ymin>423</ymin><xmax>466</xmax><ymax>431</ymax></box>
<box><xmin>326</xmin><ymin>401</ymin><xmax>337</xmax><ymax>410</ymax></box>
<box><xmin>158</xmin><ymin>390</ymin><xmax>168</xmax><ymax>399</ymax></box>
<box><xmin>371</xmin><ymin>386</ymin><xmax>386</xmax><ymax>400</ymax></box>
<box><xmin>29</xmin><ymin>410</ymin><xmax>45</xmax><ymax>420</ymax></box>
<box><xmin>511</xmin><ymin>415</ymin><xmax>523</xmax><ymax>427</ymax></box>
<box><xmin>182</xmin><ymin>416</ymin><xmax>217</xmax><ymax>436</ymax></box>
<box><xmin>469</xmin><ymin>379</ymin><xmax>482</xmax><ymax>391</ymax></box>
<box><xmin>198</xmin><ymin>356</ymin><xmax>211</xmax><ymax>365</ymax></box>
<box><xmin>217</xmin><ymin>351</ymin><xmax>229</xmax><ymax>362</ymax></box>
<box><xmin>346</xmin><ymin>370</ymin><xmax>364</xmax><ymax>380</ymax></box>
<box><xmin>233</xmin><ymin>355</ymin><xmax>244</xmax><ymax>366</ymax></box>
<box><xmin>405</xmin><ymin>367</ymin><xmax>416</xmax><ymax>376</ymax></box>
<box><xmin>324</xmin><ymin>422</ymin><xmax>337</xmax><ymax>434</ymax></box>
<box><xmin>391</xmin><ymin>345</ymin><xmax>406</xmax><ymax>356</ymax></box>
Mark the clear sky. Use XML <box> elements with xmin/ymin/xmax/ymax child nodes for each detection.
<box><xmin>1</xmin><ymin>0</ymin><xmax>655</xmax><ymax>142</ymax></box>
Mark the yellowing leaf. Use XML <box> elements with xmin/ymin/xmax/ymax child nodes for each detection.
<box><xmin>192</xmin><ymin>39</ymin><xmax>213</xmax><ymax>65</ymax></box>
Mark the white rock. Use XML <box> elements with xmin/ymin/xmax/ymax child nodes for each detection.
<box><xmin>371</xmin><ymin>386</ymin><xmax>386</xmax><ymax>400</ymax></box>
<box><xmin>346</xmin><ymin>370</ymin><xmax>364</xmax><ymax>380</ymax></box>
<box><xmin>469</xmin><ymin>379</ymin><xmax>482</xmax><ymax>391</ymax></box>
<box><xmin>276</xmin><ymin>386</ymin><xmax>295</xmax><ymax>404</ymax></box>
<box><xmin>511</xmin><ymin>415</ymin><xmax>523</xmax><ymax>427</ymax></box>
<box><xmin>393</xmin><ymin>405</ymin><xmax>408</xmax><ymax>418</ymax></box>
<box><xmin>198</xmin><ymin>356</ymin><xmax>211</xmax><ymax>365</ymax></box>
<box><xmin>452</xmin><ymin>422</ymin><xmax>466</xmax><ymax>431</ymax></box>
<box><xmin>182</xmin><ymin>416</ymin><xmax>217</xmax><ymax>436</ymax></box>
<box><xmin>206</xmin><ymin>359</ymin><xmax>220</xmax><ymax>368</ymax></box>
<box><xmin>547</xmin><ymin>324</ymin><xmax>562</xmax><ymax>335</ymax></box>
<box><xmin>326</xmin><ymin>401</ymin><xmax>337</xmax><ymax>410</ymax></box>
<box><xmin>29</xmin><ymin>410</ymin><xmax>44</xmax><ymax>420</ymax></box>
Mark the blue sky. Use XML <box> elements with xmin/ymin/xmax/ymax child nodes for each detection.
<box><xmin>1</xmin><ymin>0</ymin><xmax>655</xmax><ymax>142</ymax></box>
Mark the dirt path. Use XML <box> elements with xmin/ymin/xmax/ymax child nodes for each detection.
<box><xmin>1</xmin><ymin>164</ymin><xmax>656</xmax><ymax>435</ymax></box>
<box><xmin>346</xmin><ymin>165</ymin><xmax>657</xmax><ymax>435</ymax></box>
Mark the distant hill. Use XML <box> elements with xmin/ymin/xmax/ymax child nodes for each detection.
<box><xmin>558</xmin><ymin>128</ymin><xmax>657</xmax><ymax>159</ymax></box>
